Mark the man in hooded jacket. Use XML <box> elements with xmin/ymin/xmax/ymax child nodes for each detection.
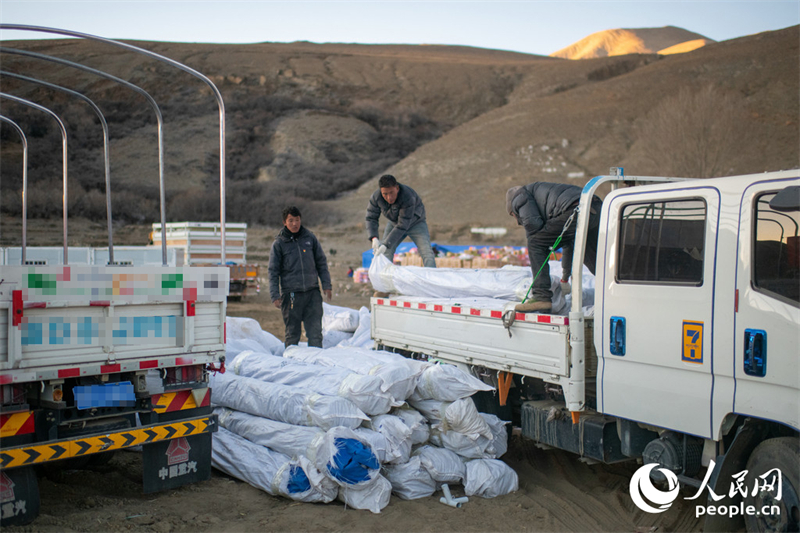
<box><xmin>269</xmin><ymin>206</ymin><xmax>332</xmax><ymax>347</ymax></box>
<box><xmin>507</xmin><ymin>183</ymin><xmax>602</xmax><ymax>313</ymax></box>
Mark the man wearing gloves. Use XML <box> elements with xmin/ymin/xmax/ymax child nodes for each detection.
<box><xmin>269</xmin><ymin>206</ymin><xmax>332</xmax><ymax>347</ymax></box>
<box><xmin>366</xmin><ymin>174</ymin><xmax>436</xmax><ymax>268</ymax></box>
<box><xmin>507</xmin><ymin>183</ymin><xmax>602</xmax><ymax>313</ymax></box>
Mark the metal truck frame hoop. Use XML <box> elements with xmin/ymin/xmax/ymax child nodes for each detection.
<box><xmin>0</xmin><ymin>93</ymin><xmax>69</xmax><ymax>262</ymax></box>
<box><xmin>0</xmin><ymin>70</ymin><xmax>116</xmax><ymax>262</ymax></box>
<box><xmin>0</xmin><ymin>115</ymin><xmax>27</xmax><ymax>255</ymax></box>
<box><xmin>0</xmin><ymin>46</ymin><xmax>168</xmax><ymax>263</ymax></box>
<box><xmin>0</xmin><ymin>24</ymin><xmax>228</xmax><ymax>262</ymax></box>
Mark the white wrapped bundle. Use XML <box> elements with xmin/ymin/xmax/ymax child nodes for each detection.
<box><xmin>369</xmin><ymin>253</ymin><xmax>531</xmax><ymax>300</ymax></box>
<box><xmin>352</xmin><ymin>427</ymin><xmax>392</xmax><ymax>464</ymax></box>
<box><xmin>481</xmin><ymin>413</ymin><xmax>510</xmax><ymax>459</ymax></box>
<box><xmin>309</xmin><ymin>426</ymin><xmax>382</xmax><ymax>488</ymax></box>
<box><xmin>384</xmin><ymin>456</ymin><xmax>436</xmax><ymax>500</ymax></box>
<box><xmin>209</xmin><ymin>371</ymin><xmax>368</xmax><ymax>430</ymax></box>
<box><xmin>337</xmin><ymin>307</ymin><xmax>375</xmax><ymax>349</ymax></box>
<box><xmin>283</xmin><ymin>346</ymin><xmax>420</xmax><ymax>403</ymax></box>
<box><xmin>392</xmin><ymin>406</ymin><xmax>430</xmax><ymax>445</ymax></box>
<box><xmin>226</xmin><ymin>338</ymin><xmax>272</xmax><ymax>360</ymax></box>
<box><xmin>337</xmin><ymin>474</ymin><xmax>392</xmax><ymax>514</ymax></box>
<box><xmin>211</xmin><ymin>427</ymin><xmax>337</xmax><ymax>503</ymax></box>
<box><xmin>429</xmin><ymin>426</ymin><xmax>494</xmax><ymax>459</ymax></box>
<box><xmin>323</xmin><ymin>329</ymin><xmax>353</xmax><ymax>348</ymax></box>
<box><xmin>322</xmin><ymin>303</ymin><xmax>360</xmax><ymax>333</ymax></box>
<box><xmin>411</xmin><ymin>363</ymin><xmax>494</xmax><ymax>402</ymax></box>
<box><xmin>226</xmin><ymin>316</ymin><xmax>285</xmax><ymax>356</ymax></box>
<box><xmin>409</xmin><ymin>398</ymin><xmax>493</xmax><ymax>440</ymax></box>
<box><xmin>464</xmin><ymin>459</ymin><xmax>518</xmax><ymax>498</ymax></box>
<box><xmin>215</xmin><ymin>407</ymin><xmax>322</xmax><ymax>458</ymax></box>
<box><xmin>217</xmin><ymin>408</ymin><xmax>381</xmax><ymax>489</ymax></box>
<box><xmin>231</xmin><ymin>350</ymin><xmax>396</xmax><ymax>415</ymax></box>
<box><xmin>412</xmin><ymin>445</ymin><xmax>466</xmax><ymax>484</ymax></box>
<box><xmin>369</xmin><ymin>414</ymin><xmax>412</xmax><ymax>464</ymax></box>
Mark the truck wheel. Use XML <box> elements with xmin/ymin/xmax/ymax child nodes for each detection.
<box><xmin>743</xmin><ymin>437</ymin><xmax>800</xmax><ymax>533</ymax></box>
<box><xmin>0</xmin><ymin>466</ymin><xmax>40</xmax><ymax>527</ymax></box>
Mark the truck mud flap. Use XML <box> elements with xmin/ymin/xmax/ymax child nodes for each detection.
<box><xmin>0</xmin><ymin>466</ymin><xmax>39</xmax><ymax>527</ymax></box>
<box><xmin>142</xmin><ymin>432</ymin><xmax>212</xmax><ymax>493</ymax></box>
<box><xmin>521</xmin><ymin>400</ymin><xmax>628</xmax><ymax>463</ymax></box>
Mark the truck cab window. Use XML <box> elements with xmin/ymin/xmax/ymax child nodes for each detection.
<box><xmin>617</xmin><ymin>199</ymin><xmax>706</xmax><ymax>285</ymax></box>
<box><xmin>753</xmin><ymin>191</ymin><xmax>800</xmax><ymax>305</ymax></box>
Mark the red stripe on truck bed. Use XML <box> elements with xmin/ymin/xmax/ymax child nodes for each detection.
<box><xmin>58</xmin><ymin>368</ymin><xmax>80</xmax><ymax>378</ymax></box>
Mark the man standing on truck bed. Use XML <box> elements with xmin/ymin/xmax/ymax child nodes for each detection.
<box><xmin>269</xmin><ymin>206</ymin><xmax>332</xmax><ymax>347</ymax></box>
<box><xmin>366</xmin><ymin>174</ymin><xmax>436</xmax><ymax>268</ymax></box>
<box><xmin>507</xmin><ymin>183</ymin><xmax>602</xmax><ymax>313</ymax></box>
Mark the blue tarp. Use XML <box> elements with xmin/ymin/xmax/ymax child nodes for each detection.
<box><xmin>326</xmin><ymin>437</ymin><xmax>381</xmax><ymax>485</ymax></box>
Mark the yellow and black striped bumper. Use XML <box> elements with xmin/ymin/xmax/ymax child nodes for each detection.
<box><xmin>0</xmin><ymin>415</ymin><xmax>216</xmax><ymax>470</ymax></box>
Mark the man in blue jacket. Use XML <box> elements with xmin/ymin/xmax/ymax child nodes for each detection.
<box><xmin>366</xmin><ymin>174</ymin><xmax>436</xmax><ymax>268</ymax></box>
<box><xmin>268</xmin><ymin>206</ymin><xmax>332</xmax><ymax>347</ymax></box>
<box><xmin>507</xmin><ymin>183</ymin><xmax>602</xmax><ymax>313</ymax></box>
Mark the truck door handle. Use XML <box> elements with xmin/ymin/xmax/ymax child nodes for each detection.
<box><xmin>743</xmin><ymin>329</ymin><xmax>767</xmax><ymax>377</ymax></box>
<box><xmin>610</xmin><ymin>316</ymin><xmax>626</xmax><ymax>356</ymax></box>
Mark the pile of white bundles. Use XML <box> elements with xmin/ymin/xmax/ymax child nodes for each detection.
<box><xmin>321</xmin><ymin>303</ymin><xmax>374</xmax><ymax>349</ymax></box>
<box><xmin>368</xmin><ymin>252</ymin><xmax>595</xmax><ymax>316</ymax></box>
<box><xmin>211</xmin><ymin>315</ymin><xmax>519</xmax><ymax>512</ymax></box>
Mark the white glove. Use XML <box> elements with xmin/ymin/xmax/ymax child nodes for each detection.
<box><xmin>560</xmin><ymin>279</ymin><xmax>571</xmax><ymax>295</ymax></box>
<box><xmin>376</xmin><ymin>244</ymin><xmax>387</xmax><ymax>256</ymax></box>
<box><xmin>371</xmin><ymin>237</ymin><xmax>381</xmax><ymax>253</ymax></box>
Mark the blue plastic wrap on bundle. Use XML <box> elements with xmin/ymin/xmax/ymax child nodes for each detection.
<box><xmin>286</xmin><ymin>464</ymin><xmax>312</xmax><ymax>494</ymax></box>
<box><xmin>327</xmin><ymin>438</ymin><xmax>380</xmax><ymax>484</ymax></box>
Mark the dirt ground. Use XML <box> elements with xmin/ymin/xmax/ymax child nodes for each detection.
<box><xmin>3</xmin><ymin>220</ymin><xmax>708</xmax><ymax>533</ymax></box>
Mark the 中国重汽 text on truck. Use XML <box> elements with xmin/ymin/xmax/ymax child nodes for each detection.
<box><xmin>371</xmin><ymin>168</ymin><xmax>799</xmax><ymax>532</ymax></box>
<box><xmin>0</xmin><ymin>25</ymin><xmax>230</xmax><ymax>527</ymax></box>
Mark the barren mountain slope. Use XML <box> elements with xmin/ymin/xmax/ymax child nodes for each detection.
<box><xmin>328</xmin><ymin>26</ymin><xmax>799</xmax><ymax>232</ymax></box>
<box><xmin>0</xmin><ymin>38</ymin><xmax>551</xmax><ymax>225</ymax></box>
<box><xmin>551</xmin><ymin>26</ymin><xmax>714</xmax><ymax>59</ymax></box>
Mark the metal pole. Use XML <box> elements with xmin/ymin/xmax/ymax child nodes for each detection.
<box><xmin>0</xmin><ymin>47</ymin><xmax>168</xmax><ymax>264</ymax></box>
<box><xmin>1</xmin><ymin>70</ymin><xmax>115</xmax><ymax>263</ymax></box>
<box><xmin>0</xmin><ymin>115</ymin><xmax>27</xmax><ymax>260</ymax></box>
<box><xmin>1</xmin><ymin>93</ymin><xmax>69</xmax><ymax>263</ymax></box>
<box><xmin>0</xmin><ymin>25</ymin><xmax>227</xmax><ymax>263</ymax></box>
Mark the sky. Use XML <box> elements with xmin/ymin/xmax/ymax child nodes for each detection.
<box><xmin>0</xmin><ymin>0</ymin><xmax>797</xmax><ymax>56</ymax></box>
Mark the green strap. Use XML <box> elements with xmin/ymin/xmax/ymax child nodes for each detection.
<box><xmin>520</xmin><ymin>204</ymin><xmax>580</xmax><ymax>304</ymax></box>
<box><xmin>520</xmin><ymin>233</ymin><xmax>564</xmax><ymax>304</ymax></box>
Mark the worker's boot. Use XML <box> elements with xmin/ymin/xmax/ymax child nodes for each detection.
<box><xmin>515</xmin><ymin>299</ymin><xmax>552</xmax><ymax>313</ymax></box>
<box><xmin>373</xmin><ymin>291</ymin><xmax>390</xmax><ymax>298</ymax></box>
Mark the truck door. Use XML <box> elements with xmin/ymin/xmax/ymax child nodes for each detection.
<box><xmin>734</xmin><ymin>179</ymin><xmax>800</xmax><ymax>431</ymax></box>
<box><xmin>598</xmin><ymin>186</ymin><xmax>719</xmax><ymax>438</ymax></box>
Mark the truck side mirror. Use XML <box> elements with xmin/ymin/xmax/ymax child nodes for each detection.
<box><xmin>768</xmin><ymin>185</ymin><xmax>800</xmax><ymax>212</ymax></box>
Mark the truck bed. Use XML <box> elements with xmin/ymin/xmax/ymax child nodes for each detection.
<box><xmin>370</xmin><ymin>296</ymin><xmax>596</xmax><ymax>381</ymax></box>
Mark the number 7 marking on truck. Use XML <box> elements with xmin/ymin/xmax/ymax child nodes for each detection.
<box><xmin>682</xmin><ymin>321</ymin><xmax>704</xmax><ymax>364</ymax></box>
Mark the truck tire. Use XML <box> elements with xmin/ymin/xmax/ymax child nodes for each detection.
<box><xmin>0</xmin><ymin>466</ymin><xmax>40</xmax><ymax>527</ymax></box>
<box><xmin>743</xmin><ymin>437</ymin><xmax>800</xmax><ymax>533</ymax></box>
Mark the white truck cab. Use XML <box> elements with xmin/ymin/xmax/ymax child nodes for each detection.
<box><xmin>371</xmin><ymin>169</ymin><xmax>799</xmax><ymax>532</ymax></box>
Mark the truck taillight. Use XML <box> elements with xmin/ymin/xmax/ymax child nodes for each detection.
<box><xmin>165</xmin><ymin>365</ymin><xmax>205</xmax><ymax>386</ymax></box>
<box><xmin>1</xmin><ymin>384</ymin><xmax>26</xmax><ymax>407</ymax></box>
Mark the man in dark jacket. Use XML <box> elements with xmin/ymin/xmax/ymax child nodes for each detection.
<box><xmin>268</xmin><ymin>206</ymin><xmax>332</xmax><ymax>347</ymax></box>
<box><xmin>507</xmin><ymin>183</ymin><xmax>602</xmax><ymax>313</ymax></box>
<box><xmin>366</xmin><ymin>174</ymin><xmax>436</xmax><ymax>268</ymax></box>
